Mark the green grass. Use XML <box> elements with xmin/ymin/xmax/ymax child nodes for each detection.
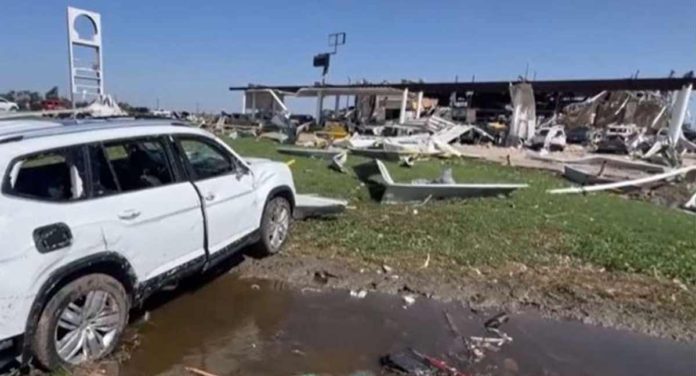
<box><xmin>229</xmin><ymin>137</ymin><xmax>696</xmax><ymax>285</ymax></box>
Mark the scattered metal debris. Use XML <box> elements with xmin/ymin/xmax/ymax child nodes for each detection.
<box><xmin>465</xmin><ymin>312</ymin><xmax>513</xmax><ymax>364</ymax></box>
<box><xmin>549</xmin><ymin>165</ymin><xmax>696</xmax><ymax>194</ymax></box>
<box><xmin>258</xmin><ymin>131</ymin><xmax>289</xmax><ymax>143</ymax></box>
<box><xmin>277</xmin><ymin>146</ymin><xmax>344</xmax><ymax>159</ymax></box>
<box><xmin>294</xmin><ymin>194</ymin><xmax>348</xmax><ymax>219</ymax></box>
<box><xmin>368</xmin><ymin>159</ymin><xmax>527</xmax><ymax>204</ymax></box>
<box><xmin>508</xmin><ymin>82</ymin><xmax>537</xmax><ymax>146</ymax></box>
<box><xmin>329</xmin><ymin>151</ymin><xmax>348</xmax><ymax>173</ymax></box>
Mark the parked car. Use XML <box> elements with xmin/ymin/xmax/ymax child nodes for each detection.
<box><xmin>0</xmin><ymin>119</ymin><xmax>295</xmax><ymax>371</ymax></box>
<box><xmin>683</xmin><ymin>127</ymin><xmax>696</xmax><ymax>142</ymax></box>
<box><xmin>529</xmin><ymin>126</ymin><xmax>566</xmax><ymax>151</ymax></box>
<box><xmin>41</xmin><ymin>99</ymin><xmax>69</xmax><ymax>111</ymax></box>
<box><xmin>0</xmin><ymin>97</ymin><xmax>19</xmax><ymax>112</ymax></box>
<box><xmin>565</xmin><ymin>126</ymin><xmax>591</xmax><ymax>144</ymax></box>
<box><xmin>151</xmin><ymin>108</ymin><xmax>173</xmax><ymax>118</ymax></box>
<box><xmin>595</xmin><ymin>124</ymin><xmax>638</xmax><ymax>154</ymax></box>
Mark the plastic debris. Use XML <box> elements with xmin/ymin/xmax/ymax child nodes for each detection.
<box><xmin>465</xmin><ymin>312</ymin><xmax>513</xmax><ymax>363</ymax></box>
<box><xmin>402</xmin><ymin>294</ymin><xmax>416</xmax><ymax>307</ymax></box>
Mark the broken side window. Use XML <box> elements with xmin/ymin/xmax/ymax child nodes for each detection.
<box><xmin>87</xmin><ymin>144</ymin><xmax>120</xmax><ymax>197</ymax></box>
<box><xmin>101</xmin><ymin>138</ymin><xmax>175</xmax><ymax>193</ymax></box>
<box><xmin>178</xmin><ymin>137</ymin><xmax>234</xmax><ymax>180</ymax></box>
<box><xmin>4</xmin><ymin>146</ymin><xmax>87</xmax><ymax>202</ymax></box>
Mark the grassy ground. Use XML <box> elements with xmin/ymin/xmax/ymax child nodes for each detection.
<box><xmin>229</xmin><ymin>137</ymin><xmax>696</xmax><ymax>286</ymax></box>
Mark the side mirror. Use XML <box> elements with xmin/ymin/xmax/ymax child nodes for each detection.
<box><xmin>235</xmin><ymin>165</ymin><xmax>249</xmax><ymax>180</ymax></box>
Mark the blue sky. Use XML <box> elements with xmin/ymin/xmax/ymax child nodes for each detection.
<box><xmin>1</xmin><ymin>0</ymin><xmax>694</xmax><ymax>115</ymax></box>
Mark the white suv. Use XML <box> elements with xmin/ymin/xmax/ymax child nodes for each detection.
<box><xmin>0</xmin><ymin>119</ymin><xmax>295</xmax><ymax>371</ymax></box>
<box><xmin>0</xmin><ymin>98</ymin><xmax>19</xmax><ymax>112</ymax></box>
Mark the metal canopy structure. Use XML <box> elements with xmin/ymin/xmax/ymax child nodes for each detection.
<box><xmin>230</xmin><ymin>77</ymin><xmax>696</xmax><ymax>96</ymax></box>
<box><xmin>295</xmin><ymin>87</ymin><xmax>402</xmax><ymax>97</ymax></box>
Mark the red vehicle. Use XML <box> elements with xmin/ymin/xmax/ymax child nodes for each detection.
<box><xmin>41</xmin><ymin>99</ymin><xmax>68</xmax><ymax>111</ymax></box>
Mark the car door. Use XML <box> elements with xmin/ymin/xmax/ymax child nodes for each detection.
<box><xmin>86</xmin><ymin>136</ymin><xmax>206</xmax><ymax>282</ymax></box>
<box><xmin>0</xmin><ymin>145</ymin><xmax>111</xmax><ymax>338</ymax></box>
<box><xmin>175</xmin><ymin>135</ymin><xmax>257</xmax><ymax>257</ymax></box>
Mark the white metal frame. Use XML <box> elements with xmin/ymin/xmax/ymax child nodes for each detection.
<box><xmin>67</xmin><ymin>7</ymin><xmax>104</xmax><ymax>106</ymax></box>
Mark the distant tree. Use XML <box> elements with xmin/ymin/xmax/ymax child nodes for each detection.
<box><xmin>0</xmin><ymin>91</ymin><xmax>16</xmax><ymax>101</ymax></box>
<box><xmin>29</xmin><ymin>92</ymin><xmax>43</xmax><ymax>111</ymax></box>
<box><xmin>117</xmin><ymin>102</ymin><xmax>132</xmax><ymax>111</ymax></box>
<box><xmin>45</xmin><ymin>86</ymin><xmax>59</xmax><ymax>99</ymax></box>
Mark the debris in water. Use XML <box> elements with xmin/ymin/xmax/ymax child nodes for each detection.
<box><xmin>381</xmin><ymin>349</ymin><xmax>469</xmax><ymax>376</ymax></box>
<box><xmin>380</xmin><ymin>349</ymin><xmax>432</xmax><ymax>375</ymax></box>
<box><xmin>411</xmin><ymin>349</ymin><xmax>469</xmax><ymax>376</ymax></box>
<box><xmin>402</xmin><ymin>294</ymin><xmax>416</xmax><ymax>307</ymax></box>
<box><xmin>350</xmin><ymin>289</ymin><xmax>368</xmax><ymax>299</ymax></box>
<box><xmin>251</xmin><ymin>284</ymin><xmax>261</xmax><ymax>290</ymax></box>
<box><xmin>465</xmin><ymin>312</ymin><xmax>513</xmax><ymax>363</ymax></box>
<box><xmin>484</xmin><ymin>312</ymin><xmax>509</xmax><ymax>329</ymax></box>
<box><xmin>443</xmin><ymin>311</ymin><xmax>460</xmax><ymax>337</ymax></box>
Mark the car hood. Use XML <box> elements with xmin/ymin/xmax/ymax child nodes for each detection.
<box><xmin>244</xmin><ymin>157</ymin><xmax>275</xmax><ymax>165</ymax></box>
<box><xmin>244</xmin><ymin>157</ymin><xmax>293</xmax><ymax>189</ymax></box>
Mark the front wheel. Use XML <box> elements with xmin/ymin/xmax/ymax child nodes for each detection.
<box><xmin>255</xmin><ymin>196</ymin><xmax>292</xmax><ymax>256</ymax></box>
<box><xmin>32</xmin><ymin>274</ymin><xmax>129</xmax><ymax>370</ymax></box>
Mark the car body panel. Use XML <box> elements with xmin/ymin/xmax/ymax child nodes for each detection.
<box><xmin>0</xmin><ymin>197</ymin><xmax>110</xmax><ymax>339</ymax></box>
<box><xmin>88</xmin><ymin>182</ymin><xmax>206</xmax><ymax>281</ymax></box>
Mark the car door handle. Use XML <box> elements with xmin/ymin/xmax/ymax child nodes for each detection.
<box><xmin>118</xmin><ymin>209</ymin><xmax>141</xmax><ymax>220</ymax></box>
<box><xmin>204</xmin><ymin>193</ymin><xmax>216</xmax><ymax>202</ymax></box>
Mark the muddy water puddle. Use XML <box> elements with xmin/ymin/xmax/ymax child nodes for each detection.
<box><xmin>119</xmin><ymin>276</ymin><xmax>695</xmax><ymax>376</ymax></box>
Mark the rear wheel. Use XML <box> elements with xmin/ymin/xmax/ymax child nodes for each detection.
<box><xmin>32</xmin><ymin>274</ymin><xmax>129</xmax><ymax>370</ymax></box>
<box><xmin>255</xmin><ymin>196</ymin><xmax>291</xmax><ymax>256</ymax></box>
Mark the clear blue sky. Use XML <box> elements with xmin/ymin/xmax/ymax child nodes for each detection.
<box><xmin>1</xmin><ymin>0</ymin><xmax>694</xmax><ymax>116</ymax></box>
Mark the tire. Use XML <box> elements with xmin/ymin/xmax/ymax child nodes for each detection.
<box><xmin>254</xmin><ymin>196</ymin><xmax>292</xmax><ymax>256</ymax></box>
<box><xmin>32</xmin><ymin>274</ymin><xmax>129</xmax><ymax>370</ymax></box>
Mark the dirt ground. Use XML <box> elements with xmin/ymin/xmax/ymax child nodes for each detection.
<box><xmin>234</xmin><ymin>249</ymin><xmax>696</xmax><ymax>342</ymax></box>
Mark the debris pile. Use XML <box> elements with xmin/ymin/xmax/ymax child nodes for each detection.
<box><xmin>216</xmin><ymin>76</ymin><xmax>696</xmax><ymax>211</ymax></box>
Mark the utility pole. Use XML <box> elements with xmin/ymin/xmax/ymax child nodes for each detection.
<box><xmin>312</xmin><ymin>32</ymin><xmax>346</xmax><ymax>125</ymax></box>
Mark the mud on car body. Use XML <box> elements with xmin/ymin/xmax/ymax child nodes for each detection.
<box><xmin>0</xmin><ymin>119</ymin><xmax>295</xmax><ymax>371</ymax></box>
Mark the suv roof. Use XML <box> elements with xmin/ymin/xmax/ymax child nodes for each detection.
<box><xmin>0</xmin><ymin>119</ymin><xmax>209</xmax><ymax>165</ymax></box>
<box><xmin>0</xmin><ymin>118</ymin><xmax>189</xmax><ymax>142</ymax></box>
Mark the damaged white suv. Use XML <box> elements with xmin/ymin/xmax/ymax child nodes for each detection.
<box><xmin>0</xmin><ymin>119</ymin><xmax>295</xmax><ymax>370</ymax></box>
